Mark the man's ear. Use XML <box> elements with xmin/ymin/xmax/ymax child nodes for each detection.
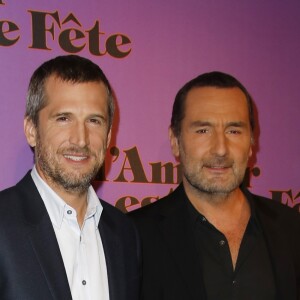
<box><xmin>168</xmin><ymin>127</ymin><xmax>180</xmax><ymax>157</ymax></box>
<box><xmin>106</xmin><ymin>127</ymin><xmax>112</xmax><ymax>148</ymax></box>
<box><xmin>248</xmin><ymin>146</ymin><xmax>253</xmax><ymax>159</ymax></box>
<box><xmin>24</xmin><ymin>117</ymin><xmax>37</xmax><ymax>147</ymax></box>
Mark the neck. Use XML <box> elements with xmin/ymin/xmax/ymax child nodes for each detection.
<box><xmin>183</xmin><ymin>180</ymin><xmax>251</xmax><ymax>270</ymax></box>
<box><xmin>183</xmin><ymin>180</ymin><xmax>250</xmax><ymax>227</ymax></box>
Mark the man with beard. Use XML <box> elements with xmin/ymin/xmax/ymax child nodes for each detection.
<box><xmin>0</xmin><ymin>55</ymin><xmax>140</xmax><ymax>300</ymax></box>
<box><xmin>130</xmin><ymin>72</ymin><xmax>300</xmax><ymax>300</ymax></box>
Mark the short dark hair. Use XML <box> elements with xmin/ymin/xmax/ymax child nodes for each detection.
<box><xmin>26</xmin><ymin>55</ymin><xmax>114</xmax><ymax>128</ymax></box>
<box><xmin>170</xmin><ymin>71</ymin><xmax>255</xmax><ymax>137</ymax></box>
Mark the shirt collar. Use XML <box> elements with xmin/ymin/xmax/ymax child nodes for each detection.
<box><xmin>31</xmin><ymin>166</ymin><xmax>102</xmax><ymax>229</ymax></box>
<box><xmin>240</xmin><ymin>185</ymin><xmax>260</xmax><ymax>228</ymax></box>
<box><xmin>184</xmin><ymin>185</ymin><xmax>260</xmax><ymax>229</ymax></box>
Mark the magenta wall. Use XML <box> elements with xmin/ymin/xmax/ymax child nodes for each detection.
<box><xmin>0</xmin><ymin>0</ymin><xmax>299</xmax><ymax>212</ymax></box>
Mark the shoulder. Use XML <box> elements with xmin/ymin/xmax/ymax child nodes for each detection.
<box><xmin>128</xmin><ymin>184</ymin><xmax>185</xmax><ymax>223</ymax></box>
<box><xmin>0</xmin><ymin>184</ymin><xmax>17</xmax><ymax>199</ymax></box>
<box><xmin>0</xmin><ymin>173</ymin><xmax>46</xmax><ymax>241</ymax></box>
<box><xmin>0</xmin><ymin>171</ymin><xmax>35</xmax><ymax>200</ymax></box>
<box><xmin>100</xmin><ymin>199</ymin><xmax>130</xmax><ymax>220</ymax></box>
<box><xmin>99</xmin><ymin>199</ymin><xmax>141</xmax><ymax>260</ymax></box>
<box><xmin>100</xmin><ymin>199</ymin><xmax>139</xmax><ymax>234</ymax></box>
<box><xmin>100</xmin><ymin>199</ymin><xmax>128</xmax><ymax>219</ymax></box>
<box><xmin>0</xmin><ymin>171</ymin><xmax>39</xmax><ymax>210</ymax></box>
<box><xmin>252</xmin><ymin>192</ymin><xmax>299</xmax><ymax>217</ymax></box>
<box><xmin>0</xmin><ymin>182</ymin><xmax>24</xmax><ymax>211</ymax></box>
<box><xmin>248</xmin><ymin>191</ymin><xmax>300</xmax><ymax>231</ymax></box>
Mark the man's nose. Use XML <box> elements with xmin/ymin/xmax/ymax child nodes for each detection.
<box><xmin>210</xmin><ymin>132</ymin><xmax>228</xmax><ymax>157</ymax></box>
<box><xmin>69</xmin><ymin>122</ymin><xmax>89</xmax><ymax>148</ymax></box>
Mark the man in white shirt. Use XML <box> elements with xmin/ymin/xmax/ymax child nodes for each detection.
<box><xmin>0</xmin><ymin>55</ymin><xmax>141</xmax><ymax>300</ymax></box>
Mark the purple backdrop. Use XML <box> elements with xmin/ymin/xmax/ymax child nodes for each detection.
<box><xmin>0</xmin><ymin>0</ymin><xmax>299</xmax><ymax>212</ymax></box>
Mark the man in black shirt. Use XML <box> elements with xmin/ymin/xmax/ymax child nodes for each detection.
<box><xmin>130</xmin><ymin>71</ymin><xmax>300</xmax><ymax>300</ymax></box>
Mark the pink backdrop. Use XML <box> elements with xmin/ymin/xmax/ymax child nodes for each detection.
<box><xmin>0</xmin><ymin>0</ymin><xmax>299</xmax><ymax>212</ymax></box>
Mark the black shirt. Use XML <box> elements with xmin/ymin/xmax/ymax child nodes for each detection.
<box><xmin>186</xmin><ymin>191</ymin><xmax>277</xmax><ymax>300</ymax></box>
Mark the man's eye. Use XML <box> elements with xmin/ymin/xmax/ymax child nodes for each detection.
<box><xmin>90</xmin><ymin>118</ymin><xmax>101</xmax><ymax>124</ymax></box>
<box><xmin>56</xmin><ymin>116</ymin><xmax>68</xmax><ymax>122</ymax></box>
<box><xmin>196</xmin><ymin>129</ymin><xmax>208</xmax><ymax>134</ymax></box>
<box><xmin>228</xmin><ymin>130</ymin><xmax>241</xmax><ymax>134</ymax></box>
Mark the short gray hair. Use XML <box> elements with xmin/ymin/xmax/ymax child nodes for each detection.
<box><xmin>26</xmin><ymin>55</ymin><xmax>115</xmax><ymax>129</ymax></box>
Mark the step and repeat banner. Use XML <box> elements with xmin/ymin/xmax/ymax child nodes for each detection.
<box><xmin>0</xmin><ymin>0</ymin><xmax>299</xmax><ymax>212</ymax></box>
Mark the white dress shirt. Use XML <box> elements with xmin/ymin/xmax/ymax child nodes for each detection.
<box><xmin>31</xmin><ymin>166</ymin><xmax>110</xmax><ymax>300</ymax></box>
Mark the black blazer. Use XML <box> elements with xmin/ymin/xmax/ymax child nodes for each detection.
<box><xmin>130</xmin><ymin>184</ymin><xmax>300</xmax><ymax>300</ymax></box>
<box><xmin>0</xmin><ymin>172</ymin><xmax>141</xmax><ymax>300</ymax></box>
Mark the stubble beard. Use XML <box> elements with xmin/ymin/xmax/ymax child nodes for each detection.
<box><xmin>182</xmin><ymin>155</ymin><xmax>246</xmax><ymax>200</ymax></box>
<box><xmin>35</xmin><ymin>137</ymin><xmax>103</xmax><ymax>194</ymax></box>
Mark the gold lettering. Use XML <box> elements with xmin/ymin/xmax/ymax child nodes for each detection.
<box><xmin>0</xmin><ymin>20</ymin><xmax>19</xmax><ymax>46</ymax></box>
<box><xmin>29</xmin><ymin>10</ymin><xmax>60</xmax><ymax>50</ymax></box>
<box><xmin>114</xmin><ymin>146</ymin><xmax>148</xmax><ymax>183</ymax></box>
<box><xmin>115</xmin><ymin>196</ymin><xmax>140</xmax><ymax>213</ymax></box>
<box><xmin>150</xmin><ymin>161</ymin><xmax>181</xmax><ymax>184</ymax></box>
<box><xmin>270</xmin><ymin>189</ymin><xmax>300</xmax><ymax>211</ymax></box>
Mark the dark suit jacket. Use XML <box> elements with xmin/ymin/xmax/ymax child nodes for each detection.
<box><xmin>0</xmin><ymin>172</ymin><xmax>141</xmax><ymax>300</ymax></box>
<box><xmin>130</xmin><ymin>184</ymin><xmax>300</xmax><ymax>300</ymax></box>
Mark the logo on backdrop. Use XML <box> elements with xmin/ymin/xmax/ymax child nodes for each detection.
<box><xmin>0</xmin><ymin>2</ymin><xmax>131</xmax><ymax>58</ymax></box>
<box><xmin>95</xmin><ymin>145</ymin><xmax>300</xmax><ymax>213</ymax></box>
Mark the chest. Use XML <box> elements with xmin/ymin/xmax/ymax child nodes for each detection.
<box><xmin>54</xmin><ymin>217</ymin><xmax>109</xmax><ymax>300</ymax></box>
<box><xmin>193</xmin><ymin>218</ymin><xmax>277</xmax><ymax>300</ymax></box>
<box><xmin>222</xmin><ymin>219</ymin><xmax>249</xmax><ymax>268</ymax></box>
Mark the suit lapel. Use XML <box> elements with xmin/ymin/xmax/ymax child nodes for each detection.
<box><xmin>255</xmin><ymin>199</ymin><xmax>297</xmax><ymax>299</ymax></box>
<box><xmin>161</xmin><ymin>186</ymin><xmax>206</xmax><ymax>300</ymax></box>
<box><xmin>28</xmin><ymin>217</ymin><xmax>72</xmax><ymax>300</ymax></box>
<box><xmin>99</xmin><ymin>208</ymin><xmax>123</xmax><ymax>300</ymax></box>
<box><xmin>18</xmin><ymin>172</ymin><xmax>72</xmax><ymax>300</ymax></box>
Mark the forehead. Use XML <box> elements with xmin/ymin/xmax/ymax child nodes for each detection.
<box><xmin>184</xmin><ymin>86</ymin><xmax>250</xmax><ymax>122</ymax></box>
<box><xmin>43</xmin><ymin>75</ymin><xmax>108</xmax><ymax>110</ymax></box>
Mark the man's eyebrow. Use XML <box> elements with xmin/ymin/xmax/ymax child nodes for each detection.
<box><xmin>89</xmin><ymin>113</ymin><xmax>106</xmax><ymax>119</ymax></box>
<box><xmin>51</xmin><ymin>112</ymin><xmax>107</xmax><ymax>120</ymax></box>
<box><xmin>51</xmin><ymin>112</ymin><xmax>72</xmax><ymax>118</ymax></box>
<box><xmin>226</xmin><ymin>121</ymin><xmax>248</xmax><ymax>128</ymax></box>
<box><xmin>189</xmin><ymin>120</ymin><xmax>248</xmax><ymax>128</ymax></box>
<box><xmin>190</xmin><ymin>120</ymin><xmax>212</xmax><ymax>127</ymax></box>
